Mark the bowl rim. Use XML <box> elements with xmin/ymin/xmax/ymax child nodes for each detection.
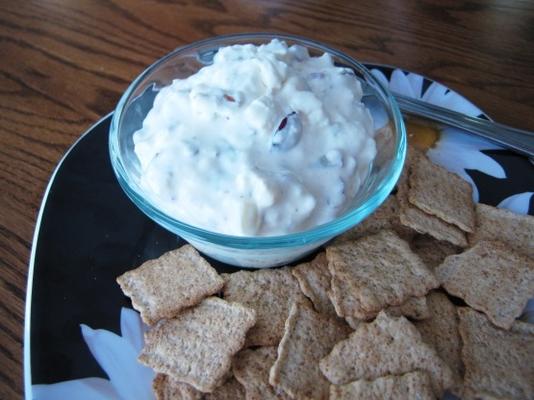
<box><xmin>109</xmin><ymin>32</ymin><xmax>406</xmax><ymax>248</ymax></box>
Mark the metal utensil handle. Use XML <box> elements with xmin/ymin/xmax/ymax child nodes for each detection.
<box><xmin>395</xmin><ymin>93</ymin><xmax>534</xmax><ymax>158</ymax></box>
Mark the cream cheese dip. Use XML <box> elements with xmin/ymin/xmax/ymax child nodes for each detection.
<box><xmin>133</xmin><ymin>39</ymin><xmax>376</xmax><ymax>236</ymax></box>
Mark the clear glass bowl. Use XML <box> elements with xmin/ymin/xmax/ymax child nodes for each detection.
<box><xmin>109</xmin><ymin>33</ymin><xmax>406</xmax><ymax>268</ymax></box>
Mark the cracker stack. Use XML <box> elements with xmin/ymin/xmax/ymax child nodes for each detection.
<box><xmin>117</xmin><ymin>245</ymin><xmax>255</xmax><ymax>397</ymax></box>
<box><xmin>397</xmin><ymin>148</ymin><xmax>473</xmax><ymax>248</ymax></box>
<box><xmin>116</xmin><ymin>150</ymin><xmax>534</xmax><ymax>400</ymax></box>
<box><xmin>116</xmin><ymin>245</ymin><xmax>224</xmax><ymax>325</ymax></box>
<box><xmin>326</xmin><ymin>229</ymin><xmax>438</xmax><ymax>320</ymax></box>
<box><xmin>436</xmin><ymin>240</ymin><xmax>534</xmax><ymax>329</ymax></box>
<box><xmin>233</xmin><ymin>347</ymin><xmax>291</xmax><ymax>400</ymax></box>
<box><xmin>269</xmin><ymin>300</ymin><xmax>352</xmax><ymax>399</ymax></box>
<box><xmin>329</xmin><ymin>371</ymin><xmax>435</xmax><ymax>400</ymax></box>
<box><xmin>222</xmin><ymin>268</ymin><xmax>307</xmax><ymax>347</ymax></box>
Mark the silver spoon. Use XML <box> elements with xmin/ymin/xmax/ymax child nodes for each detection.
<box><xmin>394</xmin><ymin>93</ymin><xmax>534</xmax><ymax>160</ymax></box>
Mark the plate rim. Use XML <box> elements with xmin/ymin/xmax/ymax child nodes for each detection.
<box><xmin>23</xmin><ymin>112</ymin><xmax>113</xmax><ymax>399</ymax></box>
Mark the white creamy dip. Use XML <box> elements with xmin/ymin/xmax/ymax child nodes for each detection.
<box><xmin>133</xmin><ymin>39</ymin><xmax>376</xmax><ymax>236</ymax></box>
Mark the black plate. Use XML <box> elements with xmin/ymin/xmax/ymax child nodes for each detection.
<box><xmin>24</xmin><ymin>66</ymin><xmax>534</xmax><ymax>399</ymax></box>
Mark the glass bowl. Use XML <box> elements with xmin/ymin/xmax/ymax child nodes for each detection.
<box><xmin>109</xmin><ymin>33</ymin><xmax>406</xmax><ymax>268</ymax></box>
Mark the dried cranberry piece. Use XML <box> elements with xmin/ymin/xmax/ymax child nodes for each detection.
<box><xmin>272</xmin><ymin>112</ymin><xmax>302</xmax><ymax>151</ymax></box>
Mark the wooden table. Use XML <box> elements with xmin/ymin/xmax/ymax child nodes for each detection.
<box><xmin>1</xmin><ymin>1</ymin><xmax>533</xmax><ymax>398</ymax></box>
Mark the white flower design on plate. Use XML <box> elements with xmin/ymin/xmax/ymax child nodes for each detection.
<box><xmin>497</xmin><ymin>191</ymin><xmax>533</xmax><ymax>215</ymax></box>
<box><xmin>32</xmin><ymin>308</ymin><xmax>154</xmax><ymax>400</ymax></box>
<box><xmin>371</xmin><ymin>68</ymin><xmax>513</xmax><ymax>204</ymax></box>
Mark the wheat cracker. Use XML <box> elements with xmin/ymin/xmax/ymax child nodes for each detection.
<box><xmin>233</xmin><ymin>347</ymin><xmax>290</xmax><ymax>400</ymax></box>
<box><xmin>153</xmin><ymin>374</ymin><xmax>202</xmax><ymax>400</ymax></box>
<box><xmin>410</xmin><ymin>234</ymin><xmax>462</xmax><ymax>270</ymax></box>
<box><xmin>344</xmin><ymin>296</ymin><xmax>428</xmax><ymax>330</ymax></box>
<box><xmin>469</xmin><ymin>203</ymin><xmax>534</xmax><ymax>259</ymax></box>
<box><xmin>334</xmin><ymin>196</ymin><xmax>413</xmax><ymax>243</ymax></box>
<box><xmin>398</xmin><ymin>199</ymin><xmax>468</xmax><ymax>248</ymax></box>
<box><xmin>387</xmin><ymin>296</ymin><xmax>430</xmax><ymax>320</ymax></box>
<box><xmin>205</xmin><ymin>378</ymin><xmax>246</xmax><ymax>400</ymax></box>
<box><xmin>293</xmin><ymin>252</ymin><xmax>428</xmax><ymax>320</ymax></box>
<box><xmin>329</xmin><ymin>371</ymin><xmax>434</xmax><ymax>400</ymax></box>
<box><xmin>395</xmin><ymin>148</ymin><xmax>468</xmax><ymax>247</ymax></box>
<box><xmin>415</xmin><ymin>291</ymin><xmax>463</xmax><ymax>393</ymax></box>
<box><xmin>343</xmin><ymin>316</ymin><xmax>362</xmax><ymax>330</ymax></box>
<box><xmin>408</xmin><ymin>151</ymin><xmax>475</xmax><ymax>233</ymax></box>
<box><xmin>116</xmin><ymin>245</ymin><xmax>224</xmax><ymax>325</ymax></box>
<box><xmin>223</xmin><ymin>268</ymin><xmax>306</xmax><ymax>347</ymax></box>
<box><xmin>397</xmin><ymin>178</ymin><xmax>468</xmax><ymax>248</ymax></box>
<box><xmin>292</xmin><ymin>253</ymin><xmax>337</xmax><ymax>317</ymax></box>
<box><xmin>326</xmin><ymin>230</ymin><xmax>438</xmax><ymax>319</ymax></box>
<box><xmin>139</xmin><ymin>297</ymin><xmax>256</xmax><ymax>393</ymax></box>
<box><xmin>320</xmin><ymin>311</ymin><xmax>453</xmax><ymax>396</ymax></box>
<box><xmin>269</xmin><ymin>300</ymin><xmax>352</xmax><ymax>400</ymax></box>
<box><xmin>458</xmin><ymin>308</ymin><xmax>534</xmax><ymax>400</ymax></box>
<box><xmin>436</xmin><ymin>240</ymin><xmax>534</xmax><ymax>329</ymax></box>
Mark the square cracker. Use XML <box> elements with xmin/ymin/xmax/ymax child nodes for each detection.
<box><xmin>334</xmin><ymin>196</ymin><xmax>413</xmax><ymax>244</ymax></box>
<box><xmin>139</xmin><ymin>297</ymin><xmax>256</xmax><ymax>393</ymax></box>
<box><xmin>153</xmin><ymin>374</ymin><xmax>202</xmax><ymax>400</ymax></box>
<box><xmin>410</xmin><ymin>234</ymin><xmax>462</xmax><ymax>270</ymax></box>
<box><xmin>415</xmin><ymin>292</ymin><xmax>463</xmax><ymax>393</ymax></box>
<box><xmin>458</xmin><ymin>308</ymin><xmax>534</xmax><ymax>400</ymax></box>
<box><xmin>344</xmin><ymin>316</ymin><xmax>362</xmax><ymax>330</ymax></box>
<box><xmin>233</xmin><ymin>347</ymin><xmax>290</xmax><ymax>400</ymax></box>
<box><xmin>292</xmin><ymin>252</ymin><xmax>337</xmax><ymax>317</ymax></box>
<box><xmin>319</xmin><ymin>311</ymin><xmax>454</xmax><ymax>396</ymax></box>
<box><xmin>329</xmin><ymin>371</ymin><xmax>434</xmax><ymax>400</ymax></box>
<box><xmin>293</xmin><ymin>253</ymin><xmax>428</xmax><ymax>320</ymax></box>
<box><xmin>408</xmin><ymin>151</ymin><xmax>475</xmax><ymax>233</ymax></box>
<box><xmin>469</xmin><ymin>203</ymin><xmax>534</xmax><ymax>259</ymax></box>
<box><xmin>397</xmin><ymin>177</ymin><xmax>468</xmax><ymax>248</ymax></box>
<box><xmin>345</xmin><ymin>296</ymin><xmax>428</xmax><ymax>330</ymax></box>
<box><xmin>204</xmin><ymin>377</ymin><xmax>246</xmax><ymax>400</ymax></box>
<box><xmin>116</xmin><ymin>245</ymin><xmax>224</xmax><ymax>325</ymax></box>
<box><xmin>269</xmin><ymin>300</ymin><xmax>352</xmax><ymax>400</ymax></box>
<box><xmin>326</xmin><ymin>230</ymin><xmax>438</xmax><ymax>319</ymax></box>
<box><xmin>386</xmin><ymin>295</ymin><xmax>429</xmax><ymax>320</ymax></box>
<box><xmin>223</xmin><ymin>268</ymin><xmax>306</xmax><ymax>347</ymax></box>
<box><xmin>153</xmin><ymin>374</ymin><xmax>246</xmax><ymax>400</ymax></box>
<box><xmin>436</xmin><ymin>240</ymin><xmax>534</xmax><ymax>330</ymax></box>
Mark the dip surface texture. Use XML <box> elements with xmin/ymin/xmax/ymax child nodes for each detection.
<box><xmin>134</xmin><ymin>40</ymin><xmax>376</xmax><ymax>236</ymax></box>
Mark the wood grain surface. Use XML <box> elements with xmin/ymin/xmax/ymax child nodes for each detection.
<box><xmin>0</xmin><ymin>0</ymin><xmax>533</xmax><ymax>398</ymax></box>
